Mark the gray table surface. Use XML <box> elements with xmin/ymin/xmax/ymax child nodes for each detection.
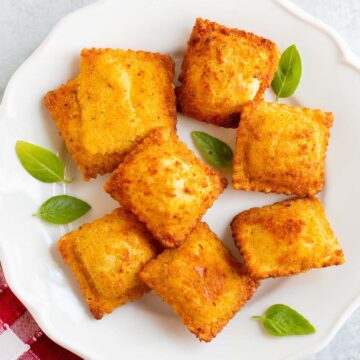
<box><xmin>1</xmin><ymin>1</ymin><xmax>359</xmax><ymax>359</ymax></box>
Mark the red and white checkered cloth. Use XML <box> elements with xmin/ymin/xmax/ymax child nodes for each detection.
<box><xmin>0</xmin><ymin>265</ymin><xmax>81</xmax><ymax>360</ymax></box>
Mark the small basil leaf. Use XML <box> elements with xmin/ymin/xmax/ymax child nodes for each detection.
<box><xmin>16</xmin><ymin>141</ymin><xmax>71</xmax><ymax>183</ymax></box>
<box><xmin>191</xmin><ymin>131</ymin><xmax>233</xmax><ymax>168</ymax></box>
<box><xmin>34</xmin><ymin>195</ymin><xmax>91</xmax><ymax>224</ymax></box>
<box><xmin>252</xmin><ymin>304</ymin><xmax>315</xmax><ymax>336</ymax></box>
<box><xmin>271</xmin><ymin>45</ymin><xmax>302</xmax><ymax>100</ymax></box>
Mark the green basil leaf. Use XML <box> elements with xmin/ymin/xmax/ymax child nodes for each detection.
<box><xmin>252</xmin><ymin>304</ymin><xmax>315</xmax><ymax>336</ymax></box>
<box><xmin>16</xmin><ymin>141</ymin><xmax>71</xmax><ymax>183</ymax></box>
<box><xmin>271</xmin><ymin>45</ymin><xmax>302</xmax><ymax>100</ymax></box>
<box><xmin>191</xmin><ymin>131</ymin><xmax>233</xmax><ymax>168</ymax></box>
<box><xmin>34</xmin><ymin>195</ymin><xmax>91</xmax><ymax>224</ymax></box>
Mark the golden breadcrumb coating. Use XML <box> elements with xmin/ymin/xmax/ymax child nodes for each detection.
<box><xmin>58</xmin><ymin>208</ymin><xmax>159</xmax><ymax>319</ymax></box>
<box><xmin>231</xmin><ymin>197</ymin><xmax>344</xmax><ymax>279</ymax></box>
<box><xmin>45</xmin><ymin>48</ymin><xmax>176</xmax><ymax>180</ymax></box>
<box><xmin>176</xmin><ymin>18</ymin><xmax>280</xmax><ymax>128</ymax></box>
<box><xmin>232</xmin><ymin>101</ymin><xmax>334</xmax><ymax>195</ymax></box>
<box><xmin>104</xmin><ymin>128</ymin><xmax>227</xmax><ymax>248</ymax></box>
<box><xmin>140</xmin><ymin>222</ymin><xmax>259</xmax><ymax>342</ymax></box>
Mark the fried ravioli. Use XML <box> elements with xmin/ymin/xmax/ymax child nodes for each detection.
<box><xmin>58</xmin><ymin>208</ymin><xmax>159</xmax><ymax>319</ymax></box>
<box><xmin>140</xmin><ymin>222</ymin><xmax>259</xmax><ymax>342</ymax></box>
<box><xmin>176</xmin><ymin>18</ymin><xmax>279</xmax><ymax>128</ymax></box>
<box><xmin>232</xmin><ymin>101</ymin><xmax>334</xmax><ymax>195</ymax></box>
<box><xmin>231</xmin><ymin>197</ymin><xmax>344</xmax><ymax>279</ymax></box>
<box><xmin>45</xmin><ymin>48</ymin><xmax>176</xmax><ymax>180</ymax></box>
<box><xmin>104</xmin><ymin>128</ymin><xmax>227</xmax><ymax>248</ymax></box>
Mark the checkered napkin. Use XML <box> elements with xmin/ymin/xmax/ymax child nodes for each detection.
<box><xmin>0</xmin><ymin>265</ymin><xmax>81</xmax><ymax>360</ymax></box>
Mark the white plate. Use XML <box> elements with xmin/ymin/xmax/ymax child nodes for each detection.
<box><xmin>1</xmin><ymin>0</ymin><xmax>360</xmax><ymax>359</ymax></box>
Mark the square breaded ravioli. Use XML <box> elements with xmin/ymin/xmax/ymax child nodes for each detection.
<box><xmin>232</xmin><ymin>102</ymin><xmax>334</xmax><ymax>195</ymax></box>
<box><xmin>45</xmin><ymin>48</ymin><xmax>176</xmax><ymax>180</ymax></box>
<box><xmin>104</xmin><ymin>128</ymin><xmax>227</xmax><ymax>248</ymax></box>
<box><xmin>231</xmin><ymin>197</ymin><xmax>344</xmax><ymax>279</ymax></box>
<box><xmin>140</xmin><ymin>222</ymin><xmax>259</xmax><ymax>342</ymax></box>
<box><xmin>176</xmin><ymin>18</ymin><xmax>279</xmax><ymax>128</ymax></box>
<box><xmin>58</xmin><ymin>208</ymin><xmax>158</xmax><ymax>319</ymax></box>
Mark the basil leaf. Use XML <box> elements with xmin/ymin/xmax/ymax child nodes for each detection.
<box><xmin>271</xmin><ymin>45</ymin><xmax>302</xmax><ymax>101</ymax></box>
<box><xmin>253</xmin><ymin>304</ymin><xmax>315</xmax><ymax>336</ymax></box>
<box><xmin>191</xmin><ymin>131</ymin><xmax>233</xmax><ymax>168</ymax></box>
<box><xmin>34</xmin><ymin>195</ymin><xmax>91</xmax><ymax>224</ymax></box>
<box><xmin>15</xmin><ymin>141</ymin><xmax>71</xmax><ymax>183</ymax></box>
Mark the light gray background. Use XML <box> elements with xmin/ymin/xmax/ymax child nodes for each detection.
<box><xmin>1</xmin><ymin>1</ymin><xmax>359</xmax><ymax>359</ymax></box>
